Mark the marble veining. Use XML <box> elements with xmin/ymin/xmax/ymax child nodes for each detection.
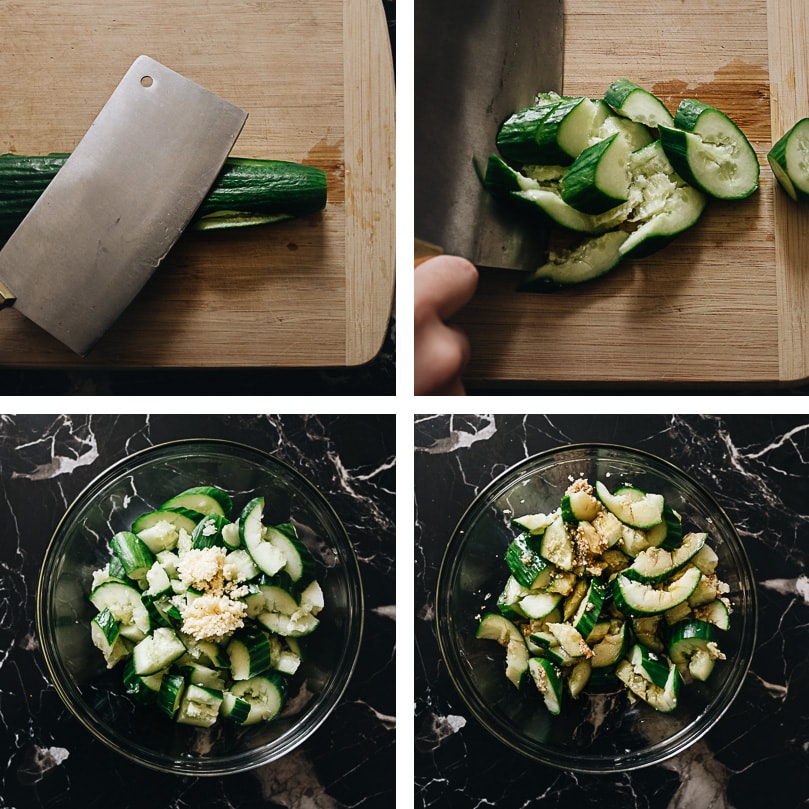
<box><xmin>0</xmin><ymin>414</ymin><xmax>395</xmax><ymax>809</ymax></box>
<box><xmin>415</xmin><ymin>414</ymin><xmax>809</xmax><ymax>809</ymax></box>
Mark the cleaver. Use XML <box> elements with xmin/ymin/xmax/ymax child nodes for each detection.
<box><xmin>0</xmin><ymin>55</ymin><xmax>247</xmax><ymax>356</ymax></box>
<box><xmin>415</xmin><ymin>0</ymin><xmax>564</xmax><ymax>270</ymax></box>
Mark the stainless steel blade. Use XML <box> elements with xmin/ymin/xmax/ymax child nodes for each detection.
<box><xmin>415</xmin><ymin>0</ymin><xmax>564</xmax><ymax>270</ymax></box>
<box><xmin>0</xmin><ymin>55</ymin><xmax>247</xmax><ymax>355</ymax></box>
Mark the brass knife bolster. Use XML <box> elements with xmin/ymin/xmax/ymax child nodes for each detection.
<box><xmin>0</xmin><ymin>279</ymin><xmax>16</xmax><ymax>307</ymax></box>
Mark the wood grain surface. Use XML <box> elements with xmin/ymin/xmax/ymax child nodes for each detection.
<box><xmin>0</xmin><ymin>0</ymin><xmax>394</xmax><ymax>368</ymax></box>
<box><xmin>455</xmin><ymin>0</ymin><xmax>809</xmax><ymax>386</ymax></box>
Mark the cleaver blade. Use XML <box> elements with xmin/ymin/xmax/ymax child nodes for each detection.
<box><xmin>0</xmin><ymin>55</ymin><xmax>247</xmax><ymax>356</ymax></box>
<box><xmin>415</xmin><ymin>0</ymin><xmax>564</xmax><ymax>271</ymax></box>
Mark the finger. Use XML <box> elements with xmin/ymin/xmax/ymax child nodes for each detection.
<box><xmin>414</xmin><ymin>255</ymin><xmax>479</xmax><ymax>321</ymax></box>
<box><xmin>414</xmin><ymin>321</ymin><xmax>471</xmax><ymax>396</ymax></box>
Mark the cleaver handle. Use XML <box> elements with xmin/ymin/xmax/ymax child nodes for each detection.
<box><xmin>0</xmin><ymin>280</ymin><xmax>15</xmax><ymax>307</ymax></box>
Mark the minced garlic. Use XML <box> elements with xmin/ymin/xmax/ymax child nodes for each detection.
<box><xmin>181</xmin><ymin>594</ymin><xmax>247</xmax><ymax>642</ymax></box>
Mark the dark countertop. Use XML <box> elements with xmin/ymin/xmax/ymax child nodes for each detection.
<box><xmin>415</xmin><ymin>414</ymin><xmax>809</xmax><ymax>808</ymax></box>
<box><xmin>0</xmin><ymin>414</ymin><xmax>395</xmax><ymax>808</ymax></box>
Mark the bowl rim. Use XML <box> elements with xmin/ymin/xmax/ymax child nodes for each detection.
<box><xmin>36</xmin><ymin>437</ymin><xmax>365</xmax><ymax>776</ymax></box>
<box><xmin>435</xmin><ymin>441</ymin><xmax>758</xmax><ymax>773</ymax></box>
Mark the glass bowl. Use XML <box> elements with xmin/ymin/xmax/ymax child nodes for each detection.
<box><xmin>37</xmin><ymin>438</ymin><xmax>363</xmax><ymax>776</ymax></box>
<box><xmin>436</xmin><ymin>443</ymin><xmax>757</xmax><ymax>772</ymax></box>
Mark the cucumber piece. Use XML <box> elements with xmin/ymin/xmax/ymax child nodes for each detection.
<box><xmin>590</xmin><ymin>621</ymin><xmax>629</xmax><ymax>668</ymax></box>
<box><xmin>122</xmin><ymin>657</ymin><xmax>163</xmax><ymax>703</ymax></box>
<box><xmin>476</xmin><ymin>613</ymin><xmax>529</xmax><ymax>688</ymax></box>
<box><xmin>659</xmin><ymin>99</ymin><xmax>759</xmax><ymax>199</ymax></box>
<box><xmin>220</xmin><ymin>692</ymin><xmax>252</xmax><ymax>724</ymax></box>
<box><xmin>132</xmin><ymin>627</ymin><xmax>187</xmax><ymax>676</ymax></box>
<box><xmin>110</xmin><ymin>531</ymin><xmax>156</xmax><ymax>581</ymax></box>
<box><xmin>92</xmin><ymin>606</ymin><xmax>120</xmax><ymax>646</ymax></box>
<box><xmin>496</xmin><ymin>575</ymin><xmax>531</xmax><ymax>620</ymax></box>
<box><xmin>161</xmin><ymin>486</ymin><xmax>233</xmax><ymax>518</ymax></box>
<box><xmin>567</xmin><ymin>659</ymin><xmax>592</xmax><ymax>699</ymax></box>
<box><xmin>570</xmin><ymin>578</ymin><xmax>607</xmax><ymax>638</ymax></box>
<box><xmin>266</xmin><ymin>523</ymin><xmax>316</xmax><ymax>584</ymax></box>
<box><xmin>496</xmin><ymin>101</ymin><xmax>567</xmax><ymax>165</ymax></box>
<box><xmin>561</xmin><ymin>132</ymin><xmax>632</xmax><ymax>214</ymax></box>
<box><xmin>693</xmin><ymin>598</ymin><xmax>731</xmax><ymax>631</ymax></box>
<box><xmin>546</xmin><ymin>622</ymin><xmax>591</xmax><ymax>659</ymax></box>
<box><xmin>510</xmin><ymin>512</ymin><xmax>556</xmax><ymax>535</ymax></box>
<box><xmin>256</xmin><ymin>609</ymin><xmax>320</xmax><ymax>638</ymax></box>
<box><xmin>133</xmin><ymin>508</ymin><xmax>204</xmax><ymax>546</ymax></box>
<box><xmin>528</xmin><ymin>657</ymin><xmax>563</xmax><ymax>715</ymax></box>
<box><xmin>90</xmin><ymin>610</ymin><xmax>130</xmax><ymax>668</ymax></box>
<box><xmin>512</xmin><ymin>187</ymin><xmax>614</xmax><ymax>234</ymax></box>
<box><xmin>668</xmin><ymin>619</ymin><xmax>725</xmax><ymax>681</ymax></box>
<box><xmin>229</xmin><ymin>673</ymin><xmax>287</xmax><ymax>725</ymax></box>
<box><xmin>538</xmin><ymin>515</ymin><xmax>575</xmax><ymax>571</ymax></box>
<box><xmin>627</xmin><ymin>643</ymin><xmax>670</xmax><ymax>689</ymax></box>
<box><xmin>613</xmin><ymin>565</ymin><xmax>702</xmax><ymax>616</ymax></box>
<box><xmin>156</xmin><ymin>672</ymin><xmax>186</xmax><ymax>718</ymax></box>
<box><xmin>90</xmin><ymin>580</ymin><xmax>151</xmax><ymax>638</ymax></box>
<box><xmin>518</xmin><ymin>591</ymin><xmax>564</xmax><ymax>621</ymax></box>
<box><xmin>191</xmin><ymin>513</ymin><xmax>231</xmax><ymax>549</ymax></box>
<box><xmin>604</xmin><ymin>79</ymin><xmax>674</xmax><ymax>129</ymax></box>
<box><xmin>595</xmin><ymin>480</ymin><xmax>665</xmax><ymax>530</ymax></box>
<box><xmin>561</xmin><ymin>487</ymin><xmax>601</xmax><ymax>522</ymax></box>
<box><xmin>239</xmin><ymin>497</ymin><xmax>286</xmax><ymax>577</ymax></box>
<box><xmin>615</xmin><ymin>657</ymin><xmax>681</xmax><ymax>713</ymax></box>
<box><xmin>143</xmin><ymin>560</ymin><xmax>173</xmax><ymax>597</ymax></box>
<box><xmin>625</xmin><ymin>531</ymin><xmax>707</xmax><ymax>583</ymax></box>
<box><xmin>647</xmin><ymin>504</ymin><xmax>683</xmax><ymax>551</ymax></box>
<box><xmin>520</xmin><ymin>230</ymin><xmax>629</xmax><ymax>291</ymax></box>
<box><xmin>768</xmin><ymin>118</ymin><xmax>809</xmax><ymax>201</ymax></box>
<box><xmin>227</xmin><ymin>627</ymin><xmax>272</xmax><ymax>680</ymax></box>
<box><xmin>505</xmin><ymin>533</ymin><xmax>551</xmax><ymax>588</ymax></box>
<box><xmin>176</xmin><ymin>683</ymin><xmax>224</xmax><ymax>727</ymax></box>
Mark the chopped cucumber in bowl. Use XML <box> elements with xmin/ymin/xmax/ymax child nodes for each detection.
<box><xmin>37</xmin><ymin>439</ymin><xmax>363</xmax><ymax>776</ymax></box>
<box><xmin>436</xmin><ymin>444</ymin><xmax>757</xmax><ymax>772</ymax></box>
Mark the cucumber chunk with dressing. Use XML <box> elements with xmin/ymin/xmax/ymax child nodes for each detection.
<box><xmin>768</xmin><ymin>117</ymin><xmax>809</xmax><ymax>202</ymax></box>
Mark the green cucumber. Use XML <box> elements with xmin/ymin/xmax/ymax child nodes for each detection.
<box><xmin>613</xmin><ymin>565</ymin><xmax>702</xmax><ymax>616</ymax></box>
<box><xmin>624</xmin><ymin>531</ymin><xmax>707</xmax><ymax>583</ymax></box>
<box><xmin>659</xmin><ymin>99</ymin><xmax>759</xmax><ymax>199</ymax></box>
<box><xmin>133</xmin><ymin>507</ymin><xmax>204</xmax><ymax>545</ymax></box>
<box><xmin>615</xmin><ymin>657</ymin><xmax>681</xmax><ymax>713</ymax></box>
<box><xmin>89</xmin><ymin>580</ymin><xmax>151</xmax><ymax>639</ymax></box>
<box><xmin>239</xmin><ymin>497</ymin><xmax>286</xmax><ymax>577</ymax></box>
<box><xmin>505</xmin><ymin>533</ymin><xmax>551</xmax><ymax>588</ymax></box>
<box><xmin>476</xmin><ymin>613</ymin><xmax>529</xmax><ymax>688</ymax></box>
<box><xmin>228</xmin><ymin>673</ymin><xmax>287</xmax><ymax>725</ymax></box>
<box><xmin>0</xmin><ymin>154</ymin><xmax>328</xmax><ymax>246</ymax></box>
<box><xmin>604</xmin><ymin>79</ymin><xmax>674</xmax><ymax>129</ymax></box>
<box><xmin>132</xmin><ymin>627</ymin><xmax>186</xmax><ymax>676</ymax></box>
<box><xmin>176</xmin><ymin>683</ymin><xmax>224</xmax><ymax>727</ymax></box>
<box><xmin>226</xmin><ymin>627</ymin><xmax>272</xmax><ymax>680</ymax></box>
<box><xmin>570</xmin><ymin>578</ymin><xmax>607</xmax><ymax>638</ymax></box>
<box><xmin>595</xmin><ymin>481</ymin><xmax>665</xmax><ymax>530</ymax></box>
<box><xmin>122</xmin><ymin>657</ymin><xmax>163</xmax><ymax>703</ymax></box>
<box><xmin>110</xmin><ymin>531</ymin><xmax>156</xmax><ymax>581</ymax></box>
<box><xmin>561</xmin><ymin>132</ymin><xmax>632</xmax><ymax>214</ymax></box>
<box><xmin>519</xmin><ymin>230</ymin><xmax>629</xmax><ymax>290</ymax></box>
<box><xmin>156</xmin><ymin>672</ymin><xmax>186</xmax><ymax>718</ymax></box>
<box><xmin>668</xmin><ymin>619</ymin><xmax>725</xmax><ymax>681</ymax></box>
<box><xmin>161</xmin><ymin>486</ymin><xmax>233</xmax><ymax>518</ymax></box>
<box><xmin>590</xmin><ymin>621</ymin><xmax>629</xmax><ymax>668</ymax></box>
<box><xmin>561</xmin><ymin>487</ymin><xmax>601</xmax><ymax>522</ymax></box>
<box><xmin>510</xmin><ymin>512</ymin><xmax>556</xmax><ymax>535</ymax></box>
<box><xmin>538</xmin><ymin>515</ymin><xmax>575</xmax><ymax>571</ymax></box>
<box><xmin>528</xmin><ymin>657</ymin><xmax>563</xmax><ymax>715</ymax></box>
<box><xmin>628</xmin><ymin>643</ymin><xmax>670</xmax><ymax>689</ymax></box>
<box><xmin>693</xmin><ymin>598</ymin><xmax>731</xmax><ymax>631</ymax></box>
<box><xmin>768</xmin><ymin>118</ymin><xmax>809</xmax><ymax>201</ymax></box>
<box><xmin>191</xmin><ymin>512</ymin><xmax>231</xmax><ymax>549</ymax></box>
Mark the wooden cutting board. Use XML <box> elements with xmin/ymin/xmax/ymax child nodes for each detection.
<box><xmin>0</xmin><ymin>0</ymin><xmax>394</xmax><ymax>368</ymax></box>
<box><xmin>455</xmin><ymin>0</ymin><xmax>809</xmax><ymax>386</ymax></box>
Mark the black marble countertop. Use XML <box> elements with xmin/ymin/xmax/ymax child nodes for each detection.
<box><xmin>415</xmin><ymin>414</ymin><xmax>809</xmax><ymax>808</ymax></box>
<box><xmin>0</xmin><ymin>414</ymin><xmax>395</xmax><ymax>808</ymax></box>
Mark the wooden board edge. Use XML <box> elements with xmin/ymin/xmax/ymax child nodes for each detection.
<box><xmin>343</xmin><ymin>0</ymin><xmax>396</xmax><ymax>366</ymax></box>
<box><xmin>769</xmin><ymin>0</ymin><xmax>809</xmax><ymax>383</ymax></box>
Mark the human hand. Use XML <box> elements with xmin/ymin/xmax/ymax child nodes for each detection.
<box><xmin>414</xmin><ymin>255</ymin><xmax>479</xmax><ymax>395</ymax></box>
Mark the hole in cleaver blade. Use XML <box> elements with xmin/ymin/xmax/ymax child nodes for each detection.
<box><xmin>0</xmin><ymin>55</ymin><xmax>247</xmax><ymax>356</ymax></box>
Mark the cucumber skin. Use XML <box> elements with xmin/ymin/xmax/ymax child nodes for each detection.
<box><xmin>0</xmin><ymin>154</ymin><xmax>327</xmax><ymax>245</ymax></box>
<box><xmin>768</xmin><ymin>118</ymin><xmax>809</xmax><ymax>202</ymax></box>
<box><xmin>561</xmin><ymin>133</ymin><xmax>628</xmax><ymax>214</ymax></box>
